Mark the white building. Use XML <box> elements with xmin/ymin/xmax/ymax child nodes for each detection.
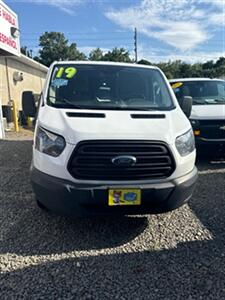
<box><xmin>0</xmin><ymin>0</ymin><xmax>47</xmax><ymax>139</ymax></box>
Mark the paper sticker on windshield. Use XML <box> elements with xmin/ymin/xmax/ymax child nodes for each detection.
<box><xmin>55</xmin><ymin>67</ymin><xmax>77</xmax><ymax>79</ymax></box>
<box><xmin>52</xmin><ymin>78</ymin><xmax>68</xmax><ymax>88</ymax></box>
<box><xmin>171</xmin><ymin>82</ymin><xmax>183</xmax><ymax>89</ymax></box>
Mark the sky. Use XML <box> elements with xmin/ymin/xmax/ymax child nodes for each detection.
<box><xmin>4</xmin><ymin>0</ymin><xmax>225</xmax><ymax>63</ymax></box>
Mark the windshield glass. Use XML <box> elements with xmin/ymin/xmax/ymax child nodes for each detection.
<box><xmin>171</xmin><ymin>80</ymin><xmax>225</xmax><ymax>105</ymax></box>
<box><xmin>47</xmin><ymin>64</ymin><xmax>174</xmax><ymax>111</ymax></box>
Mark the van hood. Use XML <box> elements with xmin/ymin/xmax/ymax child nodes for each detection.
<box><xmin>38</xmin><ymin>106</ymin><xmax>190</xmax><ymax>145</ymax></box>
<box><xmin>191</xmin><ymin>105</ymin><xmax>225</xmax><ymax>120</ymax></box>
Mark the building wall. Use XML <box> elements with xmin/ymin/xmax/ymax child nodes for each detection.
<box><xmin>0</xmin><ymin>54</ymin><xmax>47</xmax><ymax>110</ymax></box>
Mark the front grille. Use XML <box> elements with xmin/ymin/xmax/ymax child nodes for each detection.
<box><xmin>68</xmin><ymin>141</ymin><xmax>175</xmax><ymax>180</ymax></box>
<box><xmin>199</xmin><ymin>120</ymin><xmax>225</xmax><ymax>139</ymax></box>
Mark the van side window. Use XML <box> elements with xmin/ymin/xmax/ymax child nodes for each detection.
<box><xmin>218</xmin><ymin>83</ymin><xmax>225</xmax><ymax>97</ymax></box>
<box><xmin>151</xmin><ymin>73</ymin><xmax>171</xmax><ymax>107</ymax></box>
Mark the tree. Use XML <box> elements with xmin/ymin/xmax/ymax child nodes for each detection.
<box><xmin>67</xmin><ymin>43</ymin><xmax>86</xmax><ymax>61</ymax></box>
<box><xmin>179</xmin><ymin>63</ymin><xmax>190</xmax><ymax>78</ymax></box>
<box><xmin>37</xmin><ymin>32</ymin><xmax>86</xmax><ymax>67</ymax></box>
<box><xmin>21</xmin><ymin>46</ymin><xmax>33</xmax><ymax>58</ymax></box>
<box><xmin>103</xmin><ymin>47</ymin><xmax>132</xmax><ymax>62</ymax></box>
<box><xmin>89</xmin><ymin>48</ymin><xmax>104</xmax><ymax>61</ymax></box>
<box><xmin>215</xmin><ymin>57</ymin><xmax>225</xmax><ymax>68</ymax></box>
<box><xmin>202</xmin><ymin>60</ymin><xmax>214</xmax><ymax>70</ymax></box>
<box><xmin>190</xmin><ymin>63</ymin><xmax>203</xmax><ymax>77</ymax></box>
<box><xmin>138</xmin><ymin>59</ymin><xmax>152</xmax><ymax>65</ymax></box>
<box><xmin>20</xmin><ymin>46</ymin><xmax>27</xmax><ymax>55</ymax></box>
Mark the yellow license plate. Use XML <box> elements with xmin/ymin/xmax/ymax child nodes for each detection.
<box><xmin>108</xmin><ymin>189</ymin><xmax>141</xmax><ymax>206</ymax></box>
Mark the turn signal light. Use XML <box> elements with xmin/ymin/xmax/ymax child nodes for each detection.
<box><xmin>194</xmin><ymin>130</ymin><xmax>200</xmax><ymax>136</ymax></box>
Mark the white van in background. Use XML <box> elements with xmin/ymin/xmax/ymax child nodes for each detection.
<box><xmin>170</xmin><ymin>78</ymin><xmax>225</xmax><ymax>151</ymax></box>
<box><xmin>23</xmin><ymin>62</ymin><xmax>197</xmax><ymax>217</ymax></box>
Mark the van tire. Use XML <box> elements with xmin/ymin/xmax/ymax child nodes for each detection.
<box><xmin>36</xmin><ymin>198</ymin><xmax>48</xmax><ymax>211</ymax></box>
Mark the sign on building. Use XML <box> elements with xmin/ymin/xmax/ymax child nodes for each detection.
<box><xmin>0</xmin><ymin>0</ymin><xmax>20</xmax><ymax>56</ymax></box>
<box><xmin>0</xmin><ymin>0</ymin><xmax>20</xmax><ymax>138</ymax></box>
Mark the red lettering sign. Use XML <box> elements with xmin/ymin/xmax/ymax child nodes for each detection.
<box><xmin>2</xmin><ymin>9</ymin><xmax>16</xmax><ymax>26</ymax></box>
<box><xmin>0</xmin><ymin>6</ymin><xmax>16</xmax><ymax>26</ymax></box>
<box><xmin>0</xmin><ymin>32</ymin><xmax>17</xmax><ymax>49</ymax></box>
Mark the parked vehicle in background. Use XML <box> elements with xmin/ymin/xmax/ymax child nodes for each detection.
<box><xmin>170</xmin><ymin>78</ymin><xmax>225</xmax><ymax>151</ymax></box>
<box><xmin>23</xmin><ymin>61</ymin><xmax>197</xmax><ymax>217</ymax></box>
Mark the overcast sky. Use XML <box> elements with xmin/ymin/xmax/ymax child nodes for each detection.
<box><xmin>5</xmin><ymin>0</ymin><xmax>225</xmax><ymax>63</ymax></box>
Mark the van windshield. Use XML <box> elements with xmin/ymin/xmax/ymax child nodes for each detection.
<box><xmin>171</xmin><ymin>80</ymin><xmax>225</xmax><ymax>105</ymax></box>
<box><xmin>47</xmin><ymin>64</ymin><xmax>174</xmax><ymax>111</ymax></box>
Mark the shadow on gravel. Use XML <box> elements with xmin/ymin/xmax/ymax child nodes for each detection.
<box><xmin>1</xmin><ymin>240</ymin><xmax>224</xmax><ymax>299</ymax></box>
<box><xmin>1</xmin><ymin>141</ymin><xmax>225</xmax><ymax>299</ymax></box>
<box><xmin>0</xmin><ymin>140</ymin><xmax>148</xmax><ymax>254</ymax></box>
<box><xmin>190</xmin><ymin>151</ymin><xmax>225</xmax><ymax>240</ymax></box>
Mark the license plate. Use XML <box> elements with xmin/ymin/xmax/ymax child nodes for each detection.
<box><xmin>108</xmin><ymin>189</ymin><xmax>141</xmax><ymax>206</ymax></box>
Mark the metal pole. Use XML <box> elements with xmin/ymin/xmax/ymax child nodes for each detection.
<box><xmin>0</xmin><ymin>58</ymin><xmax>5</xmax><ymax>139</ymax></box>
<box><xmin>5</xmin><ymin>58</ymin><xmax>11</xmax><ymax>102</ymax></box>
<box><xmin>12</xmin><ymin>100</ymin><xmax>19</xmax><ymax>132</ymax></box>
<box><xmin>0</xmin><ymin>98</ymin><xmax>5</xmax><ymax>139</ymax></box>
<box><xmin>134</xmin><ymin>28</ymin><xmax>138</xmax><ymax>63</ymax></box>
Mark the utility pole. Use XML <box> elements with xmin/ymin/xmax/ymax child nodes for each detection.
<box><xmin>134</xmin><ymin>27</ymin><xmax>138</xmax><ymax>63</ymax></box>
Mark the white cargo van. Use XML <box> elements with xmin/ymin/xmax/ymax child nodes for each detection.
<box><xmin>23</xmin><ymin>62</ymin><xmax>197</xmax><ymax>216</ymax></box>
<box><xmin>170</xmin><ymin>78</ymin><xmax>225</xmax><ymax>150</ymax></box>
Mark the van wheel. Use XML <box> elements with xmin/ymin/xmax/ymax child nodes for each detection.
<box><xmin>36</xmin><ymin>198</ymin><xmax>48</xmax><ymax>211</ymax></box>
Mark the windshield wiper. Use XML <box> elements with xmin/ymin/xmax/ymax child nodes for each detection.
<box><xmin>48</xmin><ymin>96</ymin><xmax>84</xmax><ymax>109</ymax></box>
<box><xmin>213</xmin><ymin>99</ymin><xmax>225</xmax><ymax>103</ymax></box>
<box><xmin>193</xmin><ymin>99</ymin><xmax>207</xmax><ymax>105</ymax></box>
<box><xmin>48</xmin><ymin>96</ymin><xmax>170</xmax><ymax>111</ymax></box>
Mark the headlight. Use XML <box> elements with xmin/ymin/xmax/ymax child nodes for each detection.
<box><xmin>175</xmin><ymin>129</ymin><xmax>195</xmax><ymax>157</ymax></box>
<box><xmin>35</xmin><ymin>127</ymin><xmax>66</xmax><ymax>157</ymax></box>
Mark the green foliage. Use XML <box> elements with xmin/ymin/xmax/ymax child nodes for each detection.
<box><xmin>103</xmin><ymin>48</ymin><xmax>132</xmax><ymax>62</ymax></box>
<box><xmin>24</xmin><ymin>31</ymin><xmax>225</xmax><ymax>79</ymax></box>
<box><xmin>89</xmin><ymin>48</ymin><xmax>104</xmax><ymax>61</ymax></box>
<box><xmin>215</xmin><ymin>57</ymin><xmax>225</xmax><ymax>68</ymax></box>
<box><xmin>67</xmin><ymin>43</ymin><xmax>86</xmax><ymax>61</ymax></box>
<box><xmin>20</xmin><ymin>46</ymin><xmax>27</xmax><ymax>55</ymax></box>
<box><xmin>20</xmin><ymin>46</ymin><xmax>32</xmax><ymax>58</ymax></box>
<box><xmin>138</xmin><ymin>59</ymin><xmax>152</xmax><ymax>65</ymax></box>
<box><xmin>36</xmin><ymin>32</ymin><xmax>86</xmax><ymax>67</ymax></box>
<box><xmin>89</xmin><ymin>47</ymin><xmax>132</xmax><ymax>63</ymax></box>
<box><xmin>139</xmin><ymin>57</ymin><xmax>225</xmax><ymax>79</ymax></box>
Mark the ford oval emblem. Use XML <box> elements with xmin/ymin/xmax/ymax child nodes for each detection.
<box><xmin>111</xmin><ymin>155</ymin><xmax>137</xmax><ymax>167</ymax></box>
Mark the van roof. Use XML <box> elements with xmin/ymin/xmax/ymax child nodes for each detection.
<box><xmin>169</xmin><ymin>78</ymin><xmax>225</xmax><ymax>83</ymax></box>
<box><xmin>51</xmin><ymin>60</ymin><xmax>160</xmax><ymax>70</ymax></box>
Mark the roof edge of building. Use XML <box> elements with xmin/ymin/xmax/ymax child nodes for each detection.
<box><xmin>7</xmin><ymin>54</ymin><xmax>48</xmax><ymax>73</ymax></box>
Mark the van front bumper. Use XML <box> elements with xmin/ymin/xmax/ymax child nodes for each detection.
<box><xmin>31</xmin><ymin>166</ymin><xmax>198</xmax><ymax>217</ymax></box>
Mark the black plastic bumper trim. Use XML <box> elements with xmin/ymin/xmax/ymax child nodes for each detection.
<box><xmin>31</xmin><ymin>166</ymin><xmax>198</xmax><ymax>217</ymax></box>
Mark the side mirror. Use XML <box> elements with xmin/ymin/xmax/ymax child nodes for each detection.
<box><xmin>180</xmin><ymin>96</ymin><xmax>193</xmax><ymax>118</ymax></box>
<box><xmin>22</xmin><ymin>91</ymin><xmax>37</xmax><ymax>118</ymax></box>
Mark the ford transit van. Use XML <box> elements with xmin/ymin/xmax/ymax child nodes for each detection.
<box><xmin>170</xmin><ymin>78</ymin><xmax>225</xmax><ymax>151</ymax></box>
<box><xmin>24</xmin><ymin>62</ymin><xmax>197</xmax><ymax>216</ymax></box>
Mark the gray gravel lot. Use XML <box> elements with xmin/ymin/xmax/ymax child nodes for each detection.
<box><xmin>0</xmin><ymin>131</ymin><xmax>225</xmax><ymax>299</ymax></box>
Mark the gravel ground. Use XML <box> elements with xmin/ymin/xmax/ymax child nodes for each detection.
<box><xmin>1</xmin><ymin>131</ymin><xmax>225</xmax><ymax>299</ymax></box>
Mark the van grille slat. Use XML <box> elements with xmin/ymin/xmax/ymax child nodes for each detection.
<box><xmin>68</xmin><ymin>141</ymin><xmax>175</xmax><ymax>180</ymax></box>
<box><xmin>199</xmin><ymin>120</ymin><xmax>225</xmax><ymax>139</ymax></box>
